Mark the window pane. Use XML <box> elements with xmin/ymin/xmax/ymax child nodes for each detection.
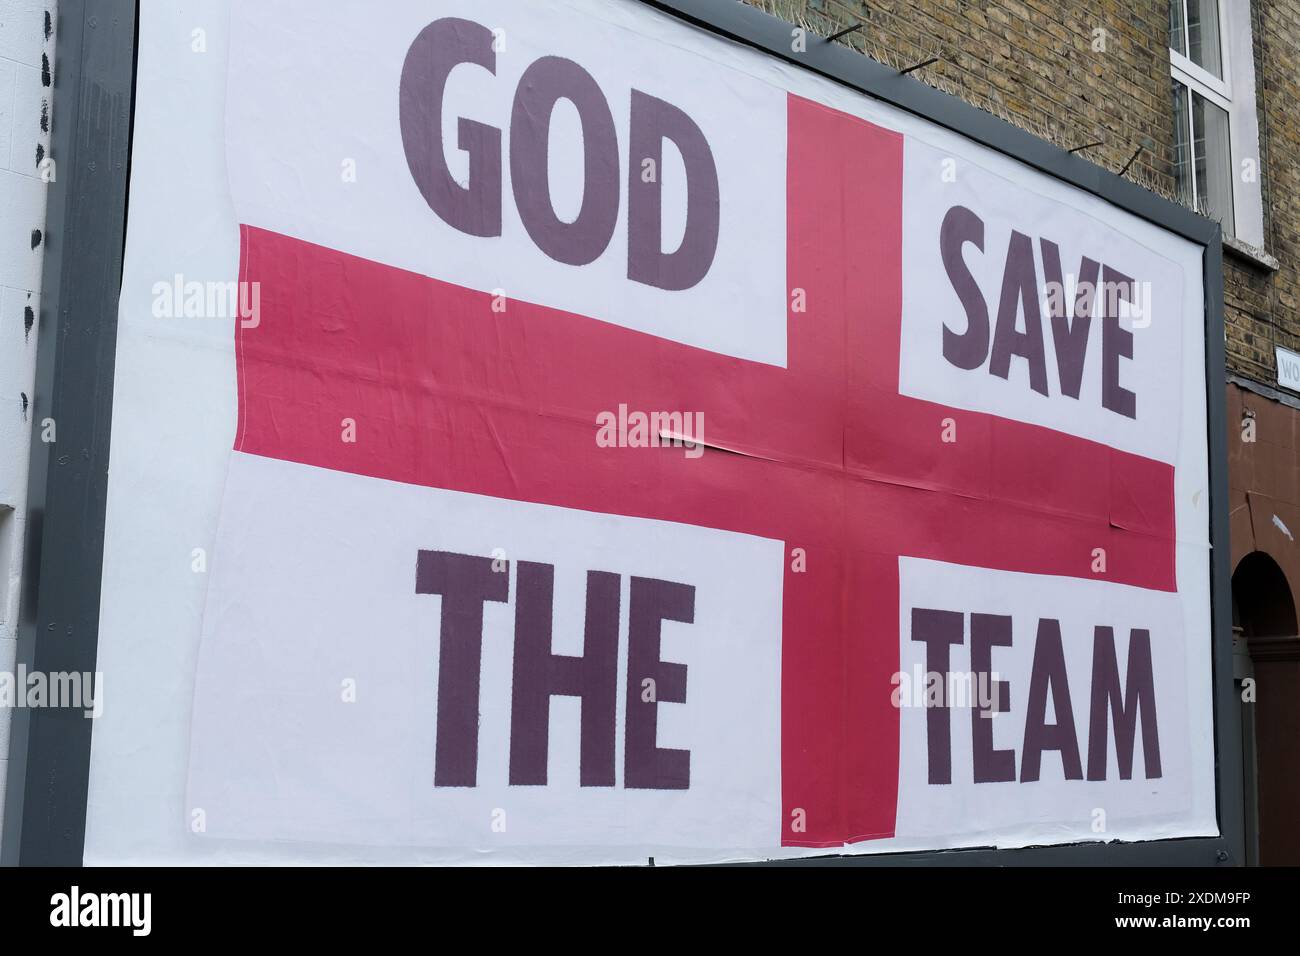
<box><xmin>1171</xmin><ymin>80</ymin><xmax>1194</xmax><ymax>207</ymax></box>
<box><xmin>1192</xmin><ymin>90</ymin><xmax>1234</xmax><ymax>234</ymax></box>
<box><xmin>1169</xmin><ymin>0</ymin><xmax>1187</xmax><ymax>56</ymax></box>
<box><xmin>1187</xmin><ymin>0</ymin><xmax>1223</xmax><ymax>78</ymax></box>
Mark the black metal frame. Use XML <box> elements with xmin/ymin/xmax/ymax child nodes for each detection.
<box><xmin>2</xmin><ymin>0</ymin><xmax>1239</xmax><ymax>866</ymax></box>
<box><xmin>1</xmin><ymin>0</ymin><xmax>136</xmax><ymax>865</ymax></box>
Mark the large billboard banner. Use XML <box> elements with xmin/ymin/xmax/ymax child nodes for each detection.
<box><xmin>88</xmin><ymin>0</ymin><xmax>1216</xmax><ymax>864</ymax></box>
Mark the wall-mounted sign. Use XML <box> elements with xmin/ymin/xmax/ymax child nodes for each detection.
<box><xmin>1276</xmin><ymin>346</ymin><xmax>1300</xmax><ymax>392</ymax></box>
<box><xmin>93</xmin><ymin>0</ymin><xmax>1216</xmax><ymax>864</ymax></box>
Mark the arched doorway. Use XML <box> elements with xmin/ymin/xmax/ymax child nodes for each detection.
<box><xmin>1233</xmin><ymin>551</ymin><xmax>1297</xmax><ymax>638</ymax></box>
<box><xmin>1232</xmin><ymin>551</ymin><xmax>1300</xmax><ymax>865</ymax></box>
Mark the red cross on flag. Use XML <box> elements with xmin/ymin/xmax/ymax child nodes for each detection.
<box><xmin>186</xmin><ymin>0</ymin><xmax>1217</xmax><ymax>862</ymax></box>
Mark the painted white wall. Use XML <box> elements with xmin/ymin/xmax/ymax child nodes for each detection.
<box><xmin>0</xmin><ymin>0</ymin><xmax>55</xmax><ymax>839</ymax></box>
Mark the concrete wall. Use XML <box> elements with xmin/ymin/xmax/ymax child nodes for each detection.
<box><xmin>0</xmin><ymin>0</ymin><xmax>54</xmax><ymax>836</ymax></box>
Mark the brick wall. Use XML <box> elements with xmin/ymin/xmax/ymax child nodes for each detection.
<box><xmin>747</xmin><ymin>0</ymin><xmax>1176</xmax><ymax>189</ymax></box>
<box><xmin>0</xmin><ymin>0</ymin><xmax>54</xmax><ymax>835</ymax></box>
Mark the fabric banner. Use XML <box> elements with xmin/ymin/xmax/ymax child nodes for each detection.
<box><xmin>98</xmin><ymin>0</ymin><xmax>1216</xmax><ymax>864</ymax></box>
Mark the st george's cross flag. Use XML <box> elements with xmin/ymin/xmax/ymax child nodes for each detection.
<box><xmin>186</xmin><ymin>0</ymin><xmax>1217</xmax><ymax>862</ymax></box>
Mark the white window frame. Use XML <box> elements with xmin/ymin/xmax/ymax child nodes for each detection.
<box><xmin>1169</xmin><ymin>0</ymin><xmax>1231</xmax><ymax>103</ymax></box>
<box><xmin>1168</xmin><ymin>0</ymin><xmax>1266</xmax><ymax>249</ymax></box>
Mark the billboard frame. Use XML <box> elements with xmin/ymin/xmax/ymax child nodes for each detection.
<box><xmin>1</xmin><ymin>0</ymin><xmax>136</xmax><ymax>866</ymax></box>
<box><xmin>2</xmin><ymin>0</ymin><xmax>1240</xmax><ymax>866</ymax></box>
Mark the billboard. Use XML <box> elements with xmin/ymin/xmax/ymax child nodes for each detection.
<box><xmin>85</xmin><ymin>0</ymin><xmax>1217</xmax><ymax>864</ymax></box>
